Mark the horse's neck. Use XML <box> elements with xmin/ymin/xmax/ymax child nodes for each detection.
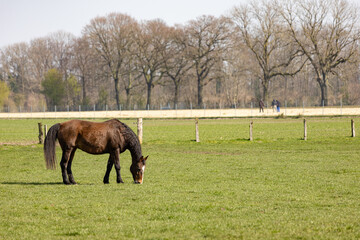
<box><xmin>129</xmin><ymin>142</ymin><xmax>142</xmax><ymax>163</ymax></box>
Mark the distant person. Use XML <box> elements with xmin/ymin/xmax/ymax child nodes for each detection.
<box><xmin>259</xmin><ymin>99</ymin><xmax>264</xmax><ymax>113</ymax></box>
<box><xmin>276</xmin><ymin>100</ymin><xmax>281</xmax><ymax>112</ymax></box>
<box><xmin>271</xmin><ymin>99</ymin><xmax>277</xmax><ymax>112</ymax></box>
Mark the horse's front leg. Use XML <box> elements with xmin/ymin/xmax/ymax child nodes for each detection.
<box><xmin>103</xmin><ymin>155</ymin><xmax>113</xmax><ymax>184</ymax></box>
<box><xmin>113</xmin><ymin>149</ymin><xmax>124</xmax><ymax>183</ymax></box>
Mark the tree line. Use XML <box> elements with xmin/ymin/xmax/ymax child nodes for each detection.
<box><xmin>0</xmin><ymin>0</ymin><xmax>359</xmax><ymax>112</ymax></box>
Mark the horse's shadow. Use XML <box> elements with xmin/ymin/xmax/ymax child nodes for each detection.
<box><xmin>1</xmin><ymin>181</ymin><xmax>95</xmax><ymax>186</ymax></box>
<box><xmin>1</xmin><ymin>181</ymin><xmax>63</xmax><ymax>186</ymax></box>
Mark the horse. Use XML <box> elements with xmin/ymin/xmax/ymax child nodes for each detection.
<box><xmin>44</xmin><ymin>119</ymin><xmax>148</xmax><ymax>185</ymax></box>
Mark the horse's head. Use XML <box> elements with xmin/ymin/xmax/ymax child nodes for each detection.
<box><xmin>130</xmin><ymin>155</ymin><xmax>148</xmax><ymax>184</ymax></box>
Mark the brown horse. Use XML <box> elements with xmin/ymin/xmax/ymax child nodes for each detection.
<box><xmin>44</xmin><ymin>119</ymin><xmax>148</xmax><ymax>185</ymax></box>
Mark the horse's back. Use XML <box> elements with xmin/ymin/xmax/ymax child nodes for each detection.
<box><xmin>58</xmin><ymin>119</ymin><xmax>122</xmax><ymax>154</ymax></box>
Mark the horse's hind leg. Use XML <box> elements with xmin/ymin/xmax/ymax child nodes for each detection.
<box><xmin>103</xmin><ymin>155</ymin><xmax>113</xmax><ymax>184</ymax></box>
<box><xmin>67</xmin><ymin>148</ymin><xmax>77</xmax><ymax>185</ymax></box>
<box><xmin>60</xmin><ymin>148</ymin><xmax>73</xmax><ymax>185</ymax></box>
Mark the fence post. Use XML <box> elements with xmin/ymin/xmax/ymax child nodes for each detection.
<box><xmin>44</xmin><ymin>125</ymin><xmax>48</xmax><ymax>138</ymax></box>
<box><xmin>195</xmin><ymin>118</ymin><xmax>200</xmax><ymax>142</ymax></box>
<box><xmin>351</xmin><ymin>119</ymin><xmax>355</xmax><ymax>137</ymax></box>
<box><xmin>303</xmin><ymin>119</ymin><xmax>307</xmax><ymax>141</ymax></box>
<box><xmin>249</xmin><ymin>121</ymin><xmax>253</xmax><ymax>141</ymax></box>
<box><xmin>137</xmin><ymin>118</ymin><xmax>143</xmax><ymax>144</ymax></box>
<box><xmin>38</xmin><ymin>123</ymin><xmax>43</xmax><ymax>144</ymax></box>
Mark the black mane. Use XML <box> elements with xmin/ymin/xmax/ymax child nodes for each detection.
<box><xmin>112</xmin><ymin>119</ymin><xmax>142</xmax><ymax>163</ymax></box>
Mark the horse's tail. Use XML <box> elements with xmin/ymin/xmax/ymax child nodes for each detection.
<box><xmin>44</xmin><ymin>123</ymin><xmax>60</xmax><ymax>170</ymax></box>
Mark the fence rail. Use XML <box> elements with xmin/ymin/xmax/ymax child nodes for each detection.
<box><xmin>1</xmin><ymin>106</ymin><xmax>360</xmax><ymax>119</ymax></box>
<box><xmin>36</xmin><ymin>117</ymin><xmax>356</xmax><ymax>144</ymax></box>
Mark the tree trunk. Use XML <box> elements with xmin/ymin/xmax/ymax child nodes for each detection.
<box><xmin>197</xmin><ymin>77</ymin><xmax>203</xmax><ymax>108</ymax></box>
<box><xmin>125</xmin><ymin>87</ymin><xmax>131</xmax><ymax>110</ymax></box>
<box><xmin>284</xmin><ymin>76</ymin><xmax>288</xmax><ymax>105</ymax></box>
<box><xmin>174</xmin><ymin>83</ymin><xmax>179</xmax><ymax>107</ymax></box>
<box><xmin>318</xmin><ymin>74</ymin><xmax>328</xmax><ymax>106</ymax></box>
<box><xmin>261</xmin><ymin>77</ymin><xmax>269</xmax><ymax>102</ymax></box>
<box><xmin>81</xmin><ymin>75</ymin><xmax>87</xmax><ymax>104</ymax></box>
<box><xmin>146</xmin><ymin>81</ymin><xmax>152</xmax><ymax>108</ymax></box>
<box><xmin>114</xmin><ymin>77</ymin><xmax>120</xmax><ymax>110</ymax></box>
<box><xmin>320</xmin><ymin>83</ymin><xmax>327</xmax><ymax>106</ymax></box>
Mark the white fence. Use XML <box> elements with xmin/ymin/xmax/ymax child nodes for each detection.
<box><xmin>1</xmin><ymin>107</ymin><xmax>360</xmax><ymax>119</ymax></box>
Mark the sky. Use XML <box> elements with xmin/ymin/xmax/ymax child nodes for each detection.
<box><xmin>0</xmin><ymin>0</ymin><xmax>247</xmax><ymax>48</ymax></box>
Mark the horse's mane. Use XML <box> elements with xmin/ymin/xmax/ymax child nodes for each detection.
<box><xmin>110</xmin><ymin>119</ymin><xmax>142</xmax><ymax>161</ymax></box>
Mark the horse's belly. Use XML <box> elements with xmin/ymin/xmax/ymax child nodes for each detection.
<box><xmin>76</xmin><ymin>139</ymin><xmax>108</xmax><ymax>154</ymax></box>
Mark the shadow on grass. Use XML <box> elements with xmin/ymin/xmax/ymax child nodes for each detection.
<box><xmin>190</xmin><ymin>138</ymin><xmax>251</xmax><ymax>142</ymax></box>
<box><xmin>1</xmin><ymin>181</ymin><xmax>64</xmax><ymax>185</ymax></box>
<box><xmin>1</xmin><ymin>181</ymin><xmax>97</xmax><ymax>186</ymax></box>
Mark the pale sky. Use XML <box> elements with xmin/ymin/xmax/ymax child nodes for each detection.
<box><xmin>0</xmin><ymin>0</ymin><xmax>247</xmax><ymax>48</ymax></box>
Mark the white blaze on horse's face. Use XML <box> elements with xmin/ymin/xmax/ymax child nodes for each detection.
<box><xmin>140</xmin><ymin>165</ymin><xmax>146</xmax><ymax>183</ymax></box>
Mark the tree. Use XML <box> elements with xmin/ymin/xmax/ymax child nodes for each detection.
<box><xmin>221</xmin><ymin>41</ymin><xmax>255</xmax><ymax>107</ymax></box>
<box><xmin>97</xmin><ymin>86</ymin><xmax>109</xmax><ymax>108</ymax></box>
<box><xmin>65</xmin><ymin>74</ymin><xmax>81</xmax><ymax>106</ymax></box>
<box><xmin>48</xmin><ymin>31</ymin><xmax>75</xmax><ymax>80</ymax></box>
<box><xmin>133</xmin><ymin>19</ymin><xmax>171</xmax><ymax>108</ymax></box>
<box><xmin>232</xmin><ymin>0</ymin><xmax>305</xmax><ymax>102</ymax></box>
<box><xmin>281</xmin><ymin>0</ymin><xmax>360</xmax><ymax>106</ymax></box>
<box><xmin>84</xmin><ymin>13</ymin><xmax>138</xmax><ymax>110</ymax></box>
<box><xmin>0</xmin><ymin>42</ymin><xmax>33</xmax><ymax>109</ymax></box>
<box><xmin>121</xmin><ymin>55</ymin><xmax>142</xmax><ymax>109</ymax></box>
<box><xmin>0</xmin><ymin>81</ymin><xmax>9</xmax><ymax>108</ymax></box>
<box><xmin>28</xmin><ymin>37</ymin><xmax>53</xmax><ymax>92</ymax></box>
<box><xmin>162</xmin><ymin>25</ymin><xmax>192</xmax><ymax>106</ymax></box>
<box><xmin>0</xmin><ymin>43</ymin><xmax>30</xmax><ymax>95</ymax></box>
<box><xmin>73</xmin><ymin>36</ymin><xmax>95</xmax><ymax>105</ymax></box>
<box><xmin>41</xmin><ymin>69</ymin><xmax>65</xmax><ymax>107</ymax></box>
<box><xmin>186</xmin><ymin>15</ymin><xmax>230</xmax><ymax>108</ymax></box>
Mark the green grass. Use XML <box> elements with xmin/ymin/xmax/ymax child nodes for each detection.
<box><xmin>0</xmin><ymin>118</ymin><xmax>359</xmax><ymax>239</ymax></box>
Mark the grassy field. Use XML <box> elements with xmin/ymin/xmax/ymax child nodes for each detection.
<box><xmin>0</xmin><ymin>117</ymin><xmax>359</xmax><ymax>239</ymax></box>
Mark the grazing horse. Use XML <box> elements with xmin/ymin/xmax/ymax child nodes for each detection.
<box><xmin>44</xmin><ymin>119</ymin><xmax>148</xmax><ymax>185</ymax></box>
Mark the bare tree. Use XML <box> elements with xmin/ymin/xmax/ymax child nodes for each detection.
<box><xmin>133</xmin><ymin>19</ymin><xmax>171</xmax><ymax>108</ymax></box>
<box><xmin>48</xmin><ymin>31</ymin><xmax>75</xmax><ymax>77</ymax></box>
<box><xmin>49</xmin><ymin>32</ymin><xmax>76</xmax><ymax>107</ymax></box>
<box><xmin>121</xmin><ymin>52</ymin><xmax>142</xmax><ymax>109</ymax></box>
<box><xmin>84</xmin><ymin>13</ymin><xmax>137</xmax><ymax>110</ymax></box>
<box><xmin>161</xmin><ymin>25</ymin><xmax>192</xmax><ymax>106</ymax></box>
<box><xmin>281</xmin><ymin>0</ymin><xmax>360</xmax><ymax>106</ymax></box>
<box><xmin>221</xmin><ymin>40</ymin><xmax>255</xmax><ymax>107</ymax></box>
<box><xmin>186</xmin><ymin>15</ymin><xmax>230</xmax><ymax>108</ymax></box>
<box><xmin>232</xmin><ymin>0</ymin><xmax>305</xmax><ymax>102</ymax></box>
<box><xmin>28</xmin><ymin>37</ymin><xmax>53</xmax><ymax>92</ymax></box>
<box><xmin>0</xmin><ymin>42</ymin><xmax>31</xmax><ymax>108</ymax></box>
<box><xmin>73</xmin><ymin>36</ymin><xmax>98</xmax><ymax>105</ymax></box>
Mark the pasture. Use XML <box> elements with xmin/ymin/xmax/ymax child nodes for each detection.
<box><xmin>0</xmin><ymin>118</ymin><xmax>359</xmax><ymax>239</ymax></box>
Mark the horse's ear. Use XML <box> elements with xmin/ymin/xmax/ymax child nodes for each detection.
<box><xmin>144</xmin><ymin>155</ymin><xmax>149</xmax><ymax>161</ymax></box>
<box><xmin>139</xmin><ymin>156</ymin><xmax>148</xmax><ymax>163</ymax></box>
